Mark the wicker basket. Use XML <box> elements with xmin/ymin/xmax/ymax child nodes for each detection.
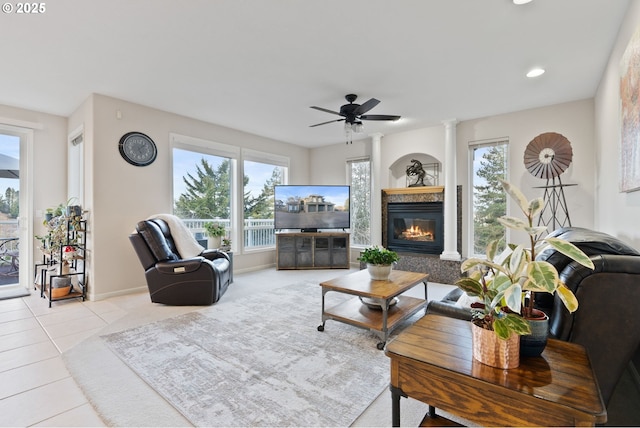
<box><xmin>50</xmin><ymin>276</ymin><xmax>72</xmax><ymax>298</ymax></box>
<box><xmin>471</xmin><ymin>321</ymin><xmax>520</xmax><ymax>369</ymax></box>
<box><xmin>51</xmin><ymin>285</ymin><xmax>71</xmax><ymax>298</ymax></box>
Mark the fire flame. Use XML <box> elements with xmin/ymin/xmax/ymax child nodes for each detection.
<box><xmin>401</xmin><ymin>225</ymin><xmax>434</xmax><ymax>240</ymax></box>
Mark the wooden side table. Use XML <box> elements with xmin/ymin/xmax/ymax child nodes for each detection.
<box><xmin>385</xmin><ymin>314</ymin><xmax>607</xmax><ymax>427</ymax></box>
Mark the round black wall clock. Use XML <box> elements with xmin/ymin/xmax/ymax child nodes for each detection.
<box><xmin>118</xmin><ymin>132</ymin><xmax>157</xmax><ymax>166</ymax></box>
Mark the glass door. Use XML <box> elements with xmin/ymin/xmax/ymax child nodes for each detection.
<box><xmin>0</xmin><ymin>132</ymin><xmax>21</xmax><ymax>288</ymax></box>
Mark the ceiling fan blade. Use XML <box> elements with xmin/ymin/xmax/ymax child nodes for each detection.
<box><xmin>310</xmin><ymin>106</ymin><xmax>344</xmax><ymax>116</ymax></box>
<box><xmin>360</xmin><ymin>114</ymin><xmax>401</xmax><ymax>121</ymax></box>
<box><xmin>354</xmin><ymin>98</ymin><xmax>380</xmax><ymax>115</ymax></box>
<box><xmin>309</xmin><ymin>118</ymin><xmax>345</xmax><ymax>127</ymax></box>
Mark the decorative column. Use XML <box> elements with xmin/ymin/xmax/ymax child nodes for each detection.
<box><xmin>370</xmin><ymin>132</ymin><xmax>383</xmax><ymax>246</ymax></box>
<box><xmin>441</xmin><ymin>119</ymin><xmax>461</xmax><ymax>261</ymax></box>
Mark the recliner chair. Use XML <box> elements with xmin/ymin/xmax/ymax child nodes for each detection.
<box><xmin>427</xmin><ymin>227</ymin><xmax>640</xmax><ymax>409</ymax></box>
<box><xmin>129</xmin><ymin>218</ymin><xmax>231</xmax><ymax>305</ymax></box>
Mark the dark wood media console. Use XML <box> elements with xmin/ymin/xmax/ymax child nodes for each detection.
<box><xmin>276</xmin><ymin>232</ymin><xmax>350</xmax><ymax>270</ymax></box>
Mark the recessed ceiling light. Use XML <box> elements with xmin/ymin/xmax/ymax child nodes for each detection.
<box><xmin>526</xmin><ymin>68</ymin><xmax>545</xmax><ymax>78</ymax></box>
<box><xmin>513</xmin><ymin>0</ymin><xmax>532</xmax><ymax>4</ymax></box>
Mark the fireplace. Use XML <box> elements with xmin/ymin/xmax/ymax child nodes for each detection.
<box><xmin>386</xmin><ymin>202</ymin><xmax>444</xmax><ymax>254</ymax></box>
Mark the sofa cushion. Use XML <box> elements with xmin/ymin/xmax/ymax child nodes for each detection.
<box><xmin>535</xmin><ymin>227</ymin><xmax>640</xmax><ymax>311</ymax></box>
<box><xmin>136</xmin><ymin>220</ymin><xmax>178</xmax><ymax>262</ymax></box>
<box><xmin>537</xmin><ymin>227</ymin><xmax>639</xmax><ymax>270</ymax></box>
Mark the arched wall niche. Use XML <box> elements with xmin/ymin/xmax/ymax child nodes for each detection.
<box><xmin>388</xmin><ymin>153</ymin><xmax>441</xmax><ymax>189</ymax></box>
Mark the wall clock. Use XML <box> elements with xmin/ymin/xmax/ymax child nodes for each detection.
<box><xmin>118</xmin><ymin>132</ymin><xmax>157</xmax><ymax>166</ymax></box>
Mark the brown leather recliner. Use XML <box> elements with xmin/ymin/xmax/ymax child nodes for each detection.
<box><xmin>426</xmin><ymin>227</ymin><xmax>640</xmax><ymax>408</ymax></box>
<box><xmin>129</xmin><ymin>218</ymin><xmax>231</xmax><ymax>305</ymax></box>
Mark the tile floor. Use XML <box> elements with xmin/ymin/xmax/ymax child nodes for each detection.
<box><xmin>0</xmin><ymin>286</ymin><xmax>137</xmax><ymax>427</ymax></box>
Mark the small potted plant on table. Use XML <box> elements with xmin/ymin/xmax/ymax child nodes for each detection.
<box><xmin>358</xmin><ymin>246</ymin><xmax>399</xmax><ymax>281</ymax></box>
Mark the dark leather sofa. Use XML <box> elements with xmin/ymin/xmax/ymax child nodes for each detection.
<box><xmin>129</xmin><ymin>218</ymin><xmax>231</xmax><ymax>305</ymax></box>
<box><xmin>427</xmin><ymin>227</ymin><xmax>640</xmax><ymax>408</ymax></box>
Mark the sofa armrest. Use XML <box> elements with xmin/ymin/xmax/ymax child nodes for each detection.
<box><xmin>426</xmin><ymin>288</ymin><xmax>473</xmax><ymax>321</ymax></box>
<box><xmin>155</xmin><ymin>257</ymin><xmax>205</xmax><ymax>274</ymax></box>
<box><xmin>202</xmin><ymin>249</ymin><xmax>230</xmax><ymax>263</ymax></box>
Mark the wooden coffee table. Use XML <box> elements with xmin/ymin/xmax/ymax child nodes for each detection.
<box><xmin>385</xmin><ymin>314</ymin><xmax>607</xmax><ymax>427</ymax></box>
<box><xmin>318</xmin><ymin>269</ymin><xmax>428</xmax><ymax>349</ymax></box>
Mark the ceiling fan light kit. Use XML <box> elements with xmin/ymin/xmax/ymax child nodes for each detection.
<box><xmin>310</xmin><ymin>93</ymin><xmax>401</xmax><ymax>144</ymax></box>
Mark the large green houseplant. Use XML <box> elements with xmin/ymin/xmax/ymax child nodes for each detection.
<box><xmin>456</xmin><ymin>181</ymin><xmax>594</xmax><ymax>363</ymax></box>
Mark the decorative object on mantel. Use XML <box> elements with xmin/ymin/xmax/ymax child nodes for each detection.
<box><xmin>358</xmin><ymin>246</ymin><xmax>399</xmax><ymax>281</ymax></box>
<box><xmin>524</xmin><ymin>132</ymin><xmax>576</xmax><ymax>230</ymax></box>
<box><xmin>456</xmin><ymin>180</ymin><xmax>594</xmax><ymax>369</ymax></box>
<box><xmin>405</xmin><ymin>159</ymin><xmax>439</xmax><ymax>187</ymax></box>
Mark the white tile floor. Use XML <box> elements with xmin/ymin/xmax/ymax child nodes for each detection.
<box><xmin>0</xmin><ymin>287</ymin><xmax>131</xmax><ymax>427</ymax></box>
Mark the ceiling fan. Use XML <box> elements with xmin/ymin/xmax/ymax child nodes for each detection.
<box><xmin>309</xmin><ymin>94</ymin><xmax>401</xmax><ymax>138</ymax></box>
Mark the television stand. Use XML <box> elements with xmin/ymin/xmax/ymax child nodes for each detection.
<box><xmin>276</xmin><ymin>232</ymin><xmax>350</xmax><ymax>270</ymax></box>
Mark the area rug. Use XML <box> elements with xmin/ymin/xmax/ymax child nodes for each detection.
<box><xmin>101</xmin><ymin>281</ymin><xmax>390</xmax><ymax>427</ymax></box>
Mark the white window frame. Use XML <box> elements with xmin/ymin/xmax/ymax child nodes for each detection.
<box><xmin>467</xmin><ymin>138</ymin><xmax>509</xmax><ymax>258</ymax></box>
<box><xmin>170</xmin><ymin>133</ymin><xmax>239</xmax><ymax>250</ymax></box>
<box><xmin>241</xmin><ymin>148</ymin><xmax>289</xmax><ymax>252</ymax></box>
<box><xmin>346</xmin><ymin>156</ymin><xmax>371</xmax><ymax>248</ymax></box>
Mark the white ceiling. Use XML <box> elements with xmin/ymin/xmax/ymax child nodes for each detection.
<box><xmin>0</xmin><ymin>0</ymin><xmax>630</xmax><ymax>148</ymax></box>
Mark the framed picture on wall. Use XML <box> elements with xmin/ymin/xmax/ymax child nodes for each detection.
<box><xmin>619</xmin><ymin>24</ymin><xmax>640</xmax><ymax>193</ymax></box>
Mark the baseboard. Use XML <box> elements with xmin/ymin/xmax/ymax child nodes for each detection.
<box><xmin>234</xmin><ymin>263</ymin><xmax>276</xmax><ymax>275</ymax></box>
<box><xmin>90</xmin><ymin>285</ymin><xmax>148</xmax><ymax>301</ymax></box>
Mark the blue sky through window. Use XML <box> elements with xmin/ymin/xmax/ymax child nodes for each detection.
<box><xmin>0</xmin><ymin>134</ymin><xmax>20</xmax><ymax>195</ymax></box>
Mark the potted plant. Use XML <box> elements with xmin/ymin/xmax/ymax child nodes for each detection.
<box><xmin>37</xmin><ymin>202</ymin><xmax>85</xmax><ymax>266</ymax></box>
<box><xmin>204</xmin><ymin>222</ymin><xmax>225</xmax><ymax>249</ymax></box>
<box><xmin>358</xmin><ymin>246</ymin><xmax>399</xmax><ymax>280</ymax></box>
<box><xmin>220</xmin><ymin>237</ymin><xmax>232</xmax><ymax>251</ymax></box>
<box><xmin>456</xmin><ymin>180</ymin><xmax>594</xmax><ymax>368</ymax></box>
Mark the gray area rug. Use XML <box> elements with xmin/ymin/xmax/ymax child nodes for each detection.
<box><xmin>102</xmin><ymin>281</ymin><xmax>390</xmax><ymax>427</ymax></box>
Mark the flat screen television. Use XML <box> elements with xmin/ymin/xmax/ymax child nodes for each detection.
<box><xmin>274</xmin><ymin>185</ymin><xmax>350</xmax><ymax>232</ymax></box>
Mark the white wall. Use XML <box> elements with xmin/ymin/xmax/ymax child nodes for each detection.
<box><xmin>312</xmin><ymin>99</ymin><xmax>596</xmax><ymax>257</ymax></box>
<box><xmin>68</xmin><ymin>94</ymin><xmax>310</xmax><ymax>300</ymax></box>
<box><xmin>457</xmin><ymin>99</ymin><xmax>596</xmax><ymax>252</ymax></box>
<box><xmin>594</xmin><ymin>0</ymin><xmax>640</xmax><ymax>249</ymax></box>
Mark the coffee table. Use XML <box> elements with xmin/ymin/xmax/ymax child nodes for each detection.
<box><xmin>318</xmin><ymin>269</ymin><xmax>428</xmax><ymax>349</ymax></box>
<box><xmin>386</xmin><ymin>314</ymin><xmax>607</xmax><ymax>426</ymax></box>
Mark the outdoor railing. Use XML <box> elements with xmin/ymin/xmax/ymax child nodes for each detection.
<box><xmin>0</xmin><ymin>220</ymin><xmax>19</xmax><ymax>239</ymax></box>
<box><xmin>182</xmin><ymin>218</ymin><xmax>276</xmax><ymax>248</ymax></box>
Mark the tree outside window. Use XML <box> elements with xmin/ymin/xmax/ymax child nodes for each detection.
<box><xmin>348</xmin><ymin>158</ymin><xmax>371</xmax><ymax>246</ymax></box>
<box><xmin>243</xmin><ymin>160</ymin><xmax>285</xmax><ymax>248</ymax></box>
<box><xmin>471</xmin><ymin>141</ymin><xmax>508</xmax><ymax>256</ymax></box>
<box><xmin>173</xmin><ymin>149</ymin><xmax>232</xmax><ymax>221</ymax></box>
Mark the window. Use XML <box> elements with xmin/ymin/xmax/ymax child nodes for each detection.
<box><xmin>347</xmin><ymin>157</ymin><xmax>371</xmax><ymax>246</ymax></box>
<box><xmin>171</xmin><ymin>135</ymin><xmax>238</xmax><ymax>245</ymax></box>
<box><xmin>469</xmin><ymin>139</ymin><xmax>508</xmax><ymax>256</ymax></box>
<box><xmin>171</xmin><ymin>136</ymin><xmax>290</xmax><ymax>253</ymax></box>
<box><xmin>242</xmin><ymin>152</ymin><xmax>287</xmax><ymax>249</ymax></box>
